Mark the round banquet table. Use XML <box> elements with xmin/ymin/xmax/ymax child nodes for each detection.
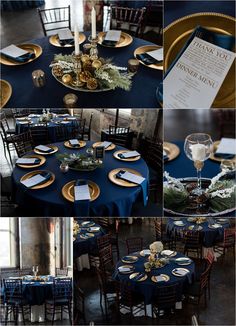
<box><xmin>1</xmin><ymin>32</ymin><xmax>161</xmax><ymax>108</ymax></box>
<box><xmin>164</xmin><ymin>141</ymin><xmax>235</xmax><ymax>217</ymax></box>
<box><xmin>15</xmin><ymin>115</ymin><xmax>77</xmax><ymax>143</ymax></box>
<box><xmin>166</xmin><ymin>218</ymin><xmax>230</xmax><ymax>248</ymax></box>
<box><xmin>113</xmin><ymin>251</ymin><xmax>195</xmax><ymax>305</ymax></box>
<box><xmin>11</xmin><ymin>141</ymin><xmax>149</xmax><ymax>217</ymax></box>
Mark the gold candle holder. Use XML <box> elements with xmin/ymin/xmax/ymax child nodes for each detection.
<box><xmin>32</xmin><ymin>69</ymin><xmax>45</xmax><ymax>87</ymax></box>
<box><xmin>88</xmin><ymin>35</ymin><xmax>99</xmax><ymax>60</ymax></box>
<box><xmin>63</xmin><ymin>93</ymin><xmax>78</xmax><ymax>108</ymax></box>
<box><xmin>72</xmin><ymin>53</ymin><xmax>84</xmax><ymax>87</ymax></box>
<box><xmin>83</xmin><ymin>43</ymin><xmax>92</xmax><ymax>54</ymax></box>
<box><xmin>128</xmin><ymin>59</ymin><xmax>140</xmax><ymax>73</ymax></box>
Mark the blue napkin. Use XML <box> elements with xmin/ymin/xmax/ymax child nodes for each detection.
<box><xmin>35</xmin><ymin>146</ymin><xmax>54</xmax><ymax>153</ymax></box>
<box><xmin>117</xmin><ymin>153</ymin><xmax>140</xmax><ymax>159</ymax></box>
<box><xmin>102</xmin><ymin>40</ymin><xmax>117</xmax><ymax>47</ymax></box>
<box><xmin>163</xmin><ymin>154</ymin><xmax>169</xmax><ymax>162</ymax></box>
<box><xmin>214</xmin><ymin>152</ymin><xmax>235</xmax><ymax>159</ymax></box>
<box><xmin>1</xmin><ymin>51</ymin><xmax>35</xmax><ymax>63</ymax></box>
<box><xmin>74</xmin><ymin>180</ymin><xmax>90</xmax><ymax>217</ymax></box>
<box><xmin>136</xmin><ymin>53</ymin><xmax>159</xmax><ymax>65</ymax></box>
<box><xmin>59</xmin><ymin>39</ymin><xmax>74</xmax><ymax>46</ymax></box>
<box><xmin>23</xmin><ymin>172</ymin><xmax>52</xmax><ymax>189</ymax></box>
<box><xmin>18</xmin><ymin>158</ymin><xmax>41</xmax><ymax>165</ymax></box>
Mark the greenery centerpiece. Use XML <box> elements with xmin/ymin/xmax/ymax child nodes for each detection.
<box><xmin>56</xmin><ymin>152</ymin><xmax>103</xmax><ymax>171</ymax></box>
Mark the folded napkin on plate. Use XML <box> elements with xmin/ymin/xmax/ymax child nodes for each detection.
<box><xmin>214</xmin><ymin>153</ymin><xmax>235</xmax><ymax>159</ymax></box>
<box><xmin>16</xmin><ymin>157</ymin><xmax>40</xmax><ymax>165</ymax></box>
<box><xmin>102</xmin><ymin>30</ymin><xmax>121</xmax><ymax>47</ymax></box>
<box><xmin>74</xmin><ymin>180</ymin><xmax>91</xmax><ymax>217</ymax></box>
<box><xmin>118</xmin><ymin>151</ymin><xmax>140</xmax><ymax>159</ymax></box>
<box><xmin>133</xmin><ymin>273</ymin><xmax>145</xmax><ymax>281</ymax></box>
<box><xmin>175</xmin><ymin>258</ymin><xmax>191</xmax><ymax>264</ymax></box>
<box><xmin>58</xmin><ymin>28</ymin><xmax>74</xmax><ymax>46</ymax></box>
<box><xmin>35</xmin><ymin>145</ymin><xmax>54</xmax><ymax>153</ymax></box>
<box><xmin>142</xmin><ymin>249</ymin><xmax>151</xmax><ymax>256</ymax></box>
<box><xmin>21</xmin><ymin>172</ymin><xmax>51</xmax><ymax>188</ymax></box>
<box><xmin>155</xmin><ymin>275</ymin><xmax>166</xmax><ymax>282</ymax></box>
<box><xmin>118</xmin><ymin>266</ymin><xmax>131</xmax><ymax>272</ymax></box>
<box><xmin>69</xmin><ymin>139</ymin><xmax>80</xmax><ymax>147</ymax></box>
<box><xmin>136</xmin><ymin>52</ymin><xmax>159</xmax><ymax>65</ymax></box>
<box><xmin>1</xmin><ymin>44</ymin><xmax>35</xmax><ymax>63</ymax></box>
<box><xmin>173</xmin><ymin>268</ymin><xmax>191</xmax><ymax>283</ymax></box>
<box><xmin>116</xmin><ymin>170</ymin><xmax>148</xmax><ymax>206</ymax></box>
<box><xmin>100</xmin><ymin>141</ymin><xmax>112</xmax><ymax>149</ymax></box>
<box><xmin>161</xmin><ymin>250</ymin><xmax>174</xmax><ymax>256</ymax></box>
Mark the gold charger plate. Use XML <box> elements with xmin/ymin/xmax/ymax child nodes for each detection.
<box><xmin>164</xmin><ymin>12</ymin><xmax>236</xmax><ymax>108</ymax></box>
<box><xmin>108</xmin><ymin>168</ymin><xmax>142</xmax><ymax>187</ymax></box>
<box><xmin>129</xmin><ymin>272</ymin><xmax>147</xmax><ymax>282</ymax></box>
<box><xmin>209</xmin><ymin>140</ymin><xmax>236</xmax><ymax>163</ymax></box>
<box><xmin>0</xmin><ymin>43</ymin><xmax>43</xmax><ymax>66</ymax></box>
<box><xmin>49</xmin><ymin>32</ymin><xmax>86</xmax><ymax>47</ymax></box>
<box><xmin>0</xmin><ymin>80</ymin><xmax>12</xmax><ymax>108</ymax></box>
<box><xmin>113</xmin><ymin>150</ymin><xmax>141</xmax><ymax>162</ymax></box>
<box><xmin>62</xmin><ymin>180</ymin><xmax>100</xmax><ymax>202</ymax></box>
<box><xmin>121</xmin><ymin>255</ymin><xmax>139</xmax><ymax>264</ymax></box>
<box><xmin>118</xmin><ymin>265</ymin><xmax>134</xmax><ymax>274</ymax></box>
<box><xmin>16</xmin><ymin>154</ymin><xmax>46</xmax><ymax>169</ymax></box>
<box><xmin>98</xmin><ymin>31</ymin><xmax>133</xmax><ymax>48</ymax></box>
<box><xmin>172</xmin><ymin>268</ymin><xmax>190</xmax><ymax>277</ymax></box>
<box><xmin>163</xmin><ymin>142</ymin><xmax>180</xmax><ymax>162</ymax></box>
<box><xmin>20</xmin><ymin>170</ymin><xmax>55</xmax><ymax>190</ymax></box>
<box><xmin>34</xmin><ymin>145</ymin><xmax>58</xmax><ymax>155</ymax></box>
<box><xmin>134</xmin><ymin>45</ymin><xmax>163</xmax><ymax>70</ymax></box>
<box><xmin>92</xmin><ymin>142</ymin><xmax>116</xmax><ymax>151</ymax></box>
<box><xmin>80</xmin><ymin>233</ymin><xmax>95</xmax><ymax>239</ymax></box>
<box><xmin>151</xmin><ymin>274</ymin><xmax>170</xmax><ymax>283</ymax></box>
<box><xmin>64</xmin><ymin>140</ymin><xmax>86</xmax><ymax>149</ymax></box>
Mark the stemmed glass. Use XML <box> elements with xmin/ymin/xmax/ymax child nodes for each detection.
<box><xmin>32</xmin><ymin>265</ymin><xmax>39</xmax><ymax>278</ymax></box>
<box><xmin>184</xmin><ymin>133</ymin><xmax>213</xmax><ymax>195</ymax></box>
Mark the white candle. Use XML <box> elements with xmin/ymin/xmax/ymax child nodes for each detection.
<box><xmin>91</xmin><ymin>7</ymin><xmax>96</xmax><ymax>39</ymax></box>
<box><xmin>74</xmin><ymin>24</ymin><xmax>80</xmax><ymax>55</ymax></box>
<box><xmin>190</xmin><ymin>143</ymin><xmax>206</xmax><ymax>161</ymax></box>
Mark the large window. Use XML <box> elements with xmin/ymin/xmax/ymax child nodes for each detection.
<box><xmin>0</xmin><ymin>218</ymin><xmax>18</xmax><ymax>268</ymax></box>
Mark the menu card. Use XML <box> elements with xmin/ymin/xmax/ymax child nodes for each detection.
<box><xmin>69</xmin><ymin>139</ymin><xmax>79</xmax><ymax>146</ymax></box>
<box><xmin>58</xmin><ymin>28</ymin><xmax>73</xmax><ymax>41</ymax></box>
<box><xmin>16</xmin><ymin>158</ymin><xmax>38</xmax><ymax>164</ymax></box>
<box><xmin>164</xmin><ymin>36</ymin><xmax>236</xmax><ymax>109</ymax></box>
<box><xmin>21</xmin><ymin>174</ymin><xmax>46</xmax><ymax>188</ymax></box>
<box><xmin>105</xmin><ymin>30</ymin><xmax>121</xmax><ymax>42</ymax></box>
<box><xmin>100</xmin><ymin>141</ymin><xmax>112</xmax><ymax>149</ymax></box>
<box><xmin>216</xmin><ymin>138</ymin><xmax>236</xmax><ymax>155</ymax></box>
<box><xmin>1</xmin><ymin>44</ymin><xmax>29</xmax><ymax>58</ymax></box>
<box><xmin>74</xmin><ymin>184</ymin><xmax>91</xmax><ymax>201</ymax></box>
<box><xmin>119</xmin><ymin>171</ymin><xmax>145</xmax><ymax>184</ymax></box>
<box><xmin>146</xmin><ymin>48</ymin><xmax>163</xmax><ymax>61</ymax></box>
<box><xmin>35</xmin><ymin>145</ymin><xmax>52</xmax><ymax>152</ymax></box>
<box><xmin>120</xmin><ymin>151</ymin><xmax>140</xmax><ymax>158</ymax></box>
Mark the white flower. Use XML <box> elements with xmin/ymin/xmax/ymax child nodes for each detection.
<box><xmin>149</xmin><ymin>241</ymin><xmax>163</xmax><ymax>254</ymax></box>
<box><xmin>207</xmin><ymin>170</ymin><xmax>228</xmax><ymax>190</ymax></box>
<box><xmin>164</xmin><ymin>171</ymin><xmax>185</xmax><ymax>191</ymax></box>
<box><xmin>210</xmin><ymin>185</ymin><xmax>236</xmax><ymax>199</ymax></box>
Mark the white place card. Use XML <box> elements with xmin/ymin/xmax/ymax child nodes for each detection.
<box><xmin>21</xmin><ymin>174</ymin><xmax>46</xmax><ymax>188</ymax></box>
<box><xmin>16</xmin><ymin>158</ymin><xmax>38</xmax><ymax>164</ymax></box>
<box><xmin>89</xmin><ymin>227</ymin><xmax>100</xmax><ymax>232</ymax></box>
<box><xmin>163</xmin><ymin>36</ymin><xmax>236</xmax><ymax>109</ymax></box>
<box><xmin>69</xmin><ymin>139</ymin><xmax>79</xmax><ymax>146</ymax></box>
<box><xmin>142</xmin><ymin>249</ymin><xmax>151</xmax><ymax>255</ymax></box>
<box><xmin>35</xmin><ymin>145</ymin><xmax>52</xmax><ymax>152</ymax></box>
<box><xmin>100</xmin><ymin>141</ymin><xmax>112</xmax><ymax>149</ymax></box>
<box><xmin>121</xmin><ymin>151</ymin><xmax>140</xmax><ymax>158</ymax></box>
<box><xmin>146</xmin><ymin>48</ymin><xmax>163</xmax><ymax>61</ymax></box>
<box><xmin>118</xmin><ymin>266</ymin><xmax>131</xmax><ymax>272</ymax></box>
<box><xmin>1</xmin><ymin>44</ymin><xmax>29</xmax><ymax>58</ymax></box>
<box><xmin>74</xmin><ymin>184</ymin><xmax>91</xmax><ymax>201</ymax></box>
<box><xmin>119</xmin><ymin>171</ymin><xmax>145</xmax><ymax>184</ymax></box>
<box><xmin>58</xmin><ymin>28</ymin><xmax>73</xmax><ymax>41</ymax></box>
<box><xmin>216</xmin><ymin>138</ymin><xmax>236</xmax><ymax>155</ymax></box>
<box><xmin>105</xmin><ymin>30</ymin><xmax>121</xmax><ymax>42</ymax></box>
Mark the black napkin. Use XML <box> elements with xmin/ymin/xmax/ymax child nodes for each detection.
<box><xmin>1</xmin><ymin>51</ymin><xmax>35</xmax><ymax>63</ymax></box>
<box><xmin>102</xmin><ymin>40</ymin><xmax>117</xmax><ymax>47</ymax></box>
<box><xmin>136</xmin><ymin>53</ymin><xmax>159</xmax><ymax>65</ymax></box>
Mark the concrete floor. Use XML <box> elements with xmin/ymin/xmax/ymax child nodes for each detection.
<box><xmin>75</xmin><ymin>218</ymin><xmax>235</xmax><ymax>325</ymax></box>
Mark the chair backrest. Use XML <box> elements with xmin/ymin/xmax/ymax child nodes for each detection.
<box><xmin>88</xmin><ymin>113</ymin><xmax>93</xmax><ymax>130</ymax></box>
<box><xmin>12</xmin><ymin>109</ymin><xmax>30</xmax><ymax>120</ymax></box>
<box><xmin>153</xmin><ymin>283</ymin><xmax>178</xmax><ymax>309</ymax></box>
<box><xmin>11</xmin><ymin>131</ymin><xmax>34</xmax><ymax>157</ymax></box>
<box><xmin>3</xmin><ymin>278</ymin><xmax>23</xmax><ymax>303</ymax></box>
<box><xmin>30</xmin><ymin>124</ymin><xmax>49</xmax><ymax>146</ymax></box>
<box><xmin>98</xmin><ymin>244</ymin><xmax>113</xmax><ymax>272</ymax></box>
<box><xmin>96</xmin><ymin>217</ymin><xmax>110</xmax><ymax>230</ymax></box>
<box><xmin>200</xmin><ymin>263</ymin><xmax>211</xmax><ymax>293</ymax></box>
<box><xmin>184</xmin><ymin>230</ymin><xmax>201</xmax><ymax>248</ymax></box>
<box><xmin>75</xmin><ymin>118</ymin><xmax>86</xmax><ymax>136</ymax></box>
<box><xmin>116</xmin><ymin>279</ymin><xmax>140</xmax><ymax>308</ymax></box>
<box><xmin>0</xmin><ymin>118</ymin><xmax>9</xmax><ymax>138</ymax></box>
<box><xmin>56</xmin><ymin>267</ymin><xmax>68</xmax><ymax>277</ymax></box>
<box><xmin>74</xmin><ymin>283</ymin><xmax>85</xmax><ymax>321</ymax></box>
<box><xmin>205</xmin><ymin>250</ymin><xmax>215</xmax><ymax>266</ymax></box>
<box><xmin>55</xmin><ymin>124</ymin><xmax>70</xmax><ymax>142</ymax></box>
<box><xmin>224</xmin><ymin>228</ymin><xmax>235</xmax><ymax>246</ymax></box>
<box><xmin>53</xmin><ymin>277</ymin><xmax>72</xmax><ymax>301</ymax></box>
<box><xmin>107</xmin><ymin>125</ymin><xmax>130</xmax><ymax>148</ymax></box>
<box><xmin>97</xmin><ymin>234</ymin><xmax>111</xmax><ymax>252</ymax></box>
<box><xmin>1</xmin><ymin>269</ymin><xmax>20</xmax><ymax>280</ymax></box>
<box><xmin>38</xmin><ymin>6</ymin><xmax>71</xmax><ymax>36</ymax></box>
<box><xmin>154</xmin><ymin>219</ymin><xmax>162</xmax><ymax>240</ymax></box>
<box><xmin>110</xmin><ymin>6</ymin><xmax>146</xmax><ymax>36</ymax></box>
<box><xmin>126</xmin><ymin>237</ymin><xmax>143</xmax><ymax>254</ymax></box>
<box><xmin>138</xmin><ymin>138</ymin><xmax>162</xmax><ymax>172</ymax></box>
<box><xmin>19</xmin><ymin>268</ymin><xmax>32</xmax><ymax>276</ymax></box>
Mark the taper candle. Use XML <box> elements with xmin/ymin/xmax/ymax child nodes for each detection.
<box><xmin>74</xmin><ymin>24</ymin><xmax>80</xmax><ymax>55</ymax></box>
<box><xmin>91</xmin><ymin>7</ymin><xmax>96</xmax><ymax>39</ymax></box>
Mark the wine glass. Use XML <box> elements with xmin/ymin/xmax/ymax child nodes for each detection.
<box><xmin>184</xmin><ymin>133</ymin><xmax>213</xmax><ymax>195</ymax></box>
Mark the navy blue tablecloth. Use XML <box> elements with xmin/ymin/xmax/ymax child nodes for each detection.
<box><xmin>113</xmin><ymin>251</ymin><xmax>195</xmax><ymax>305</ymax></box>
<box><xmin>73</xmin><ymin>221</ymin><xmax>105</xmax><ymax>258</ymax></box>
<box><xmin>166</xmin><ymin>218</ymin><xmax>230</xmax><ymax>248</ymax></box>
<box><xmin>164</xmin><ymin>1</ymin><xmax>235</xmax><ymax>27</ymax></box>
<box><xmin>16</xmin><ymin>115</ymin><xmax>77</xmax><ymax>143</ymax></box>
<box><xmin>2</xmin><ymin>32</ymin><xmax>161</xmax><ymax>108</ymax></box>
<box><xmin>12</xmin><ymin>141</ymin><xmax>149</xmax><ymax>217</ymax></box>
<box><xmin>1</xmin><ymin>1</ymin><xmax>45</xmax><ymax>11</ymax></box>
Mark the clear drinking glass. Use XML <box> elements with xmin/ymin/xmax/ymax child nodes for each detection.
<box><xmin>184</xmin><ymin>133</ymin><xmax>213</xmax><ymax>195</ymax></box>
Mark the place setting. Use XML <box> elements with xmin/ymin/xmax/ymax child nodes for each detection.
<box><xmin>98</xmin><ymin>29</ymin><xmax>133</xmax><ymax>48</ymax></box>
<box><xmin>16</xmin><ymin>155</ymin><xmax>46</xmax><ymax>169</ymax></box>
<box><xmin>134</xmin><ymin>45</ymin><xmax>163</xmax><ymax>70</ymax></box>
<box><xmin>64</xmin><ymin>139</ymin><xmax>87</xmax><ymax>149</ymax></box>
<box><xmin>0</xmin><ymin>43</ymin><xmax>42</xmax><ymax>66</ymax></box>
<box><xmin>34</xmin><ymin>144</ymin><xmax>58</xmax><ymax>155</ymax></box>
<box><xmin>20</xmin><ymin>170</ymin><xmax>55</xmax><ymax>190</ymax></box>
<box><xmin>49</xmin><ymin>27</ymin><xmax>86</xmax><ymax>48</ymax></box>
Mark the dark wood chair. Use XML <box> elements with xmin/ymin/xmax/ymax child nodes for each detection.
<box><xmin>38</xmin><ymin>5</ymin><xmax>71</xmax><ymax>36</ymax></box>
<box><xmin>154</xmin><ymin>219</ymin><xmax>173</xmax><ymax>249</ymax></box>
<box><xmin>73</xmin><ymin>283</ymin><xmax>86</xmax><ymax>325</ymax></box>
<box><xmin>107</xmin><ymin>125</ymin><xmax>131</xmax><ymax>148</ymax></box>
<box><xmin>19</xmin><ymin>268</ymin><xmax>32</xmax><ymax>276</ymax></box>
<box><xmin>56</xmin><ymin>267</ymin><xmax>69</xmax><ymax>277</ymax></box>
<box><xmin>214</xmin><ymin>228</ymin><xmax>235</xmax><ymax>261</ymax></box>
<box><xmin>126</xmin><ymin>237</ymin><xmax>143</xmax><ymax>254</ymax></box>
<box><xmin>0</xmin><ymin>113</ymin><xmax>16</xmax><ymax>135</ymax></box>
<box><xmin>83</xmin><ymin>113</ymin><xmax>93</xmax><ymax>140</ymax></box>
<box><xmin>151</xmin><ymin>283</ymin><xmax>178</xmax><ymax>319</ymax></box>
<box><xmin>30</xmin><ymin>124</ymin><xmax>49</xmax><ymax>146</ymax></box>
<box><xmin>11</xmin><ymin>131</ymin><xmax>34</xmax><ymax>158</ymax></box>
<box><xmin>11</xmin><ymin>109</ymin><xmax>30</xmax><ymax>120</ymax></box>
<box><xmin>0</xmin><ymin>120</ymin><xmax>16</xmax><ymax>165</ymax></box>
<box><xmin>45</xmin><ymin>277</ymin><xmax>72</xmax><ymax>325</ymax></box>
<box><xmin>217</xmin><ymin>109</ymin><xmax>235</xmax><ymax>138</ymax></box>
<box><xmin>73</xmin><ymin>118</ymin><xmax>86</xmax><ymax>140</ymax></box>
<box><xmin>142</xmin><ymin>1</ymin><xmax>163</xmax><ymax>44</ymax></box>
<box><xmin>183</xmin><ymin>230</ymin><xmax>202</xmax><ymax>259</ymax></box>
<box><xmin>98</xmin><ymin>244</ymin><xmax>114</xmax><ymax>275</ymax></box>
<box><xmin>54</xmin><ymin>125</ymin><xmax>70</xmax><ymax>142</ymax></box>
<box><xmin>110</xmin><ymin>5</ymin><xmax>146</xmax><ymax>37</ymax></box>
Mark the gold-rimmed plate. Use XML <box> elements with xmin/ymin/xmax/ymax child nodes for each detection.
<box><xmin>108</xmin><ymin>168</ymin><xmax>142</xmax><ymax>187</ymax></box>
<box><xmin>140</xmin><ymin>249</ymin><xmax>151</xmax><ymax>257</ymax></box>
<box><xmin>64</xmin><ymin>140</ymin><xmax>86</xmax><ymax>149</ymax></box>
<box><xmin>0</xmin><ymin>80</ymin><xmax>12</xmax><ymax>108</ymax></box>
<box><xmin>92</xmin><ymin>142</ymin><xmax>116</xmax><ymax>151</ymax></box>
<box><xmin>16</xmin><ymin>154</ymin><xmax>46</xmax><ymax>169</ymax></box>
<box><xmin>161</xmin><ymin>250</ymin><xmax>177</xmax><ymax>257</ymax></box>
<box><xmin>49</xmin><ymin>32</ymin><xmax>86</xmax><ymax>47</ymax></box>
<box><xmin>113</xmin><ymin>150</ymin><xmax>141</xmax><ymax>162</ymax></box>
<box><xmin>118</xmin><ymin>265</ymin><xmax>134</xmax><ymax>274</ymax></box>
<box><xmin>188</xmin><ymin>225</ymin><xmax>203</xmax><ymax>231</ymax></box>
<box><xmin>163</xmin><ymin>142</ymin><xmax>180</xmax><ymax>162</ymax></box>
<box><xmin>172</xmin><ymin>268</ymin><xmax>190</xmax><ymax>277</ymax></box>
<box><xmin>134</xmin><ymin>45</ymin><xmax>163</xmax><ymax>70</ymax></box>
<box><xmin>62</xmin><ymin>180</ymin><xmax>100</xmax><ymax>202</ymax></box>
<box><xmin>34</xmin><ymin>145</ymin><xmax>58</xmax><ymax>155</ymax></box>
<box><xmin>209</xmin><ymin>140</ymin><xmax>236</xmax><ymax>163</ymax></box>
<box><xmin>164</xmin><ymin>12</ymin><xmax>236</xmax><ymax>108</ymax></box>
<box><xmin>98</xmin><ymin>31</ymin><xmax>133</xmax><ymax>48</ymax></box>
<box><xmin>129</xmin><ymin>272</ymin><xmax>147</xmax><ymax>282</ymax></box>
<box><xmin>121</xmin><ymin>255</ymin><xmax>139</xmax><ymax>264</ymax></box>
<box><xmin>151</xmin><ymin>274</ymin><xmax>170</xmax><ymax>283</ymax></box>
<box><xmin>20</xmin><ymin>170</ymin><xmax>55</xmax><ymax>190</ymax></box>
<box><xmin>80</xmin><ymin>233</ymin><xmax>95</xmax><ymax>239</ymax></box>
<box><xmin>0</xmin><ymin>43</ymin><xmax>43</xmax><ymax>66</ymax></box>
